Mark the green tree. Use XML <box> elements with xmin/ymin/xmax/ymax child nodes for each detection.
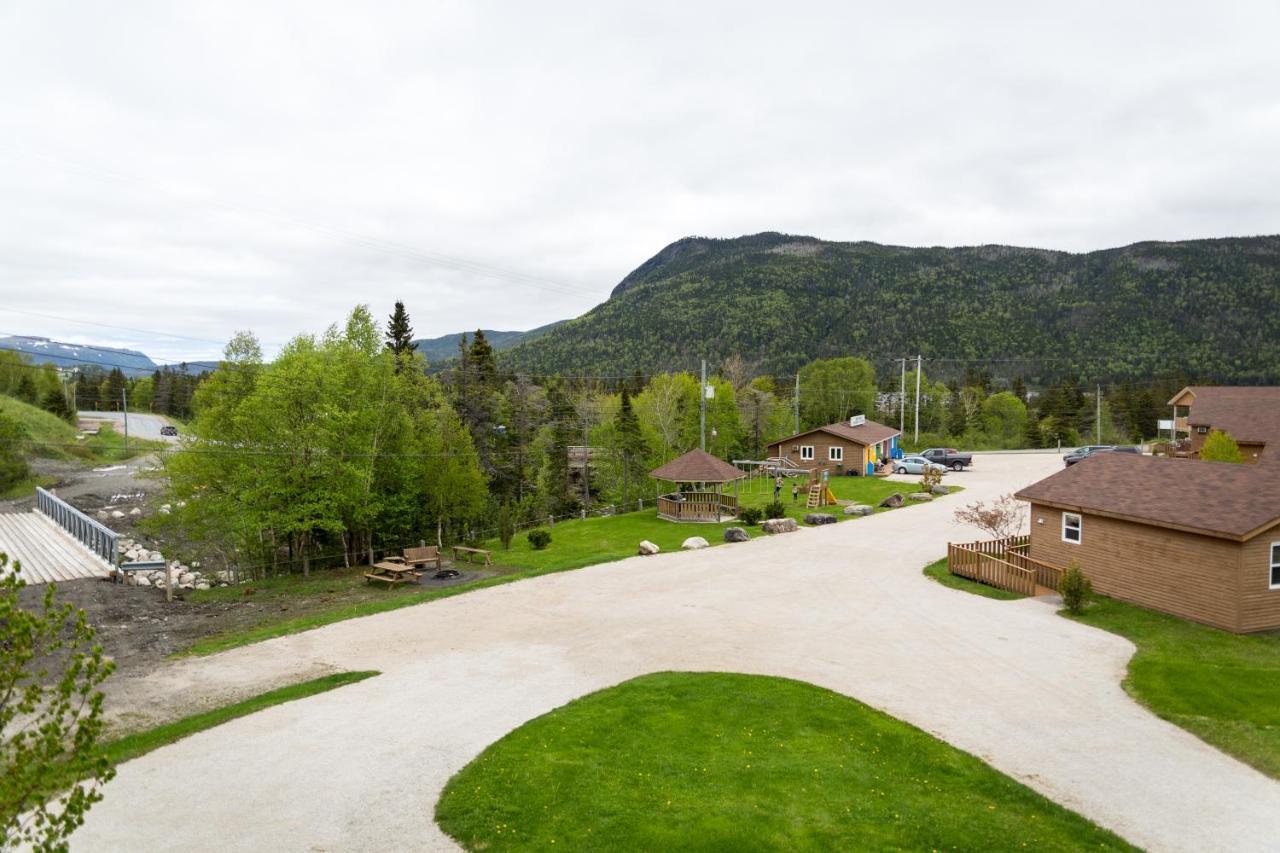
<box><xmin>39</xmin><ymin>388</ymin><xmax>72</xmax><ymax>423</ymax></box>
<box><xmin>797</xmin><ymin>357</ymin><xmax>876</xmax><ymax>429</ymax></box>
<box><xmin>611</xmin><ymin>387</ymin><xmax>647</xmax><ymax>510</ymax></box>
<box><xmin>980</xmin><ymin>392</ymin><xmax>1028</xmax><ymax>446</ymax></box>
<box><xmin>14</xmin><ymin>374</ymin><xmax>38</xmax><ymax>405</ymax></box>
<box><xmin>1</xmin><ymin>554</ymin><xmax>115</xmax><ymax>851</ymax></box>
<box><xmin>385</xmin><ymin>300</ymin><xmax>417</xmax><ymax>369</ymax></box>
<box><xmin>1200</xmin><ymin>429</ymin><xmax>1245</xmax><ymax>463</ymax></box>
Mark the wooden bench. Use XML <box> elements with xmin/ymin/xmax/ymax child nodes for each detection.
<box><xmin>451</xmin><ymin>546</ymin><xmax>492</xmax><ymax>566</ymax></box>
<box><xmin>402</xmin><ymin>545</ymin><xmax>442</xmax><ymax>570</ymax></box>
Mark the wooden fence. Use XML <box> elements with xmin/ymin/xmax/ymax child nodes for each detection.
<box><xmin>657</xmin><ymin>492</ymin><xmax>739</xmax><ymax>523</ymax></box>
<box><xmin>947</xmin><ymin>534</ymin><xmax>1065</xmax><ymax>597</ymax></box>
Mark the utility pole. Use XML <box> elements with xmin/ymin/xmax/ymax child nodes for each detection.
<box><xmin>700</xmin><ymin>359</ymin><xmax>707</xmax><ymax>451</ymax></box>
<box><xmin>1096</xmin><ymin>383</ymin><xmax>1102</xmax><ymax>444</ymax></box>
<box><xmin>122</xmin><ymin>384</ymin><xmax>129</xmax><ymax>456</ymax></box>
<box><xmin>898</xmin><ymin>358</ymin><xmax>906</xmax><ymax>434</ymax></box>
<box><xmin>793</xmin><ymin>373</ymin><xmax>800</xmax><ymax>435</ymax></box>
<box><xmin>913</xmin><ymin>355</ymin><xmax>922</xmax><ymax>443</ymax></box>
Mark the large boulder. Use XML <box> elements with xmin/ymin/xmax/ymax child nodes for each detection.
<box><xmin>930</xmin><ymin>484</ymin><xmax>950</xmax><ymax>496</ymax></box>
<box><xmin>879</xmin><ymin>492</ymin><xmax>905</xmax><ymax>508</ymax></box>
<box><xmin>178</xmin><ymin>572</ymin><xmax>195</xmax><ymax>586</ymax></box>
<box><xmin>128</xmin><ymin>507</ymin><xmax>142</xmax><ymax>517</ymax></box>
<box><xmin>109</xmin><ymin>510</ymin><xmax>125</xmax><ymax>520</ymax></box>
<box><xmin>908</xmin><ymin>492</ymin><xmax>933</xmax><ymax>502</ymax></box>
<box><xmin>97</xmin><ymin>510</ymin><xmax>110</xmax><ymax>521</ymax></box>
<box><xmin>681</xmin><ymin>536</ymin><xmax>710</xmax><ymax>550</ymax></box>
<box><xmin>194</xmin><ymin>581</ymin><xmax>211</xmax><ymax>591</ymax></box>
<box><xmin>637</xmin><ymin>540</ymin><xmax>660</xmax><ymax>556</ymax></box>
<box><xmin>844</xmin><ymin>504</ymin><xmax>874</xmax><ymax>516</ymax></box>
<box><xmin>723</xmin><ymin>527</ymin><xmax>750</xmax><ymax>543</ymax></box>
<box><xmin>804</xmin><ymin>513</ymin><xmax>838</xmax><ymax>525</ymax></box>
<box><xmin>761</xmin><ymin>517</ymin><xmax>798</xmax><ymax>534</ymax></box>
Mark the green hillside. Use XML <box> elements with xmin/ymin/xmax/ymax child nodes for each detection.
<box><xmin>0</xmin><ymin>394</ymin><xmax>82</xmax><ymax>459</ymax></box>
<box><xmin>502</xmin><ymin>232</ymin><xmax>1280</xmax><ymax>382</ymax></box>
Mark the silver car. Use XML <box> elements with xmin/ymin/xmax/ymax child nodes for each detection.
<box><xmin>894</xmin><ymin>455</ymin><xmax>946</xmax><ymax>475</ymax></box>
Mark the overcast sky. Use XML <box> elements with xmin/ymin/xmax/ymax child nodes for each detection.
<box><xmin>2</xmin><ymin>2</ymin><xmax>1278</xmax><ymax>363</ymax></box>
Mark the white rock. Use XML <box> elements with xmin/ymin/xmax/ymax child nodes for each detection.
<box><xmin>637</xmin><ymin>540</ymin><xmax>660</xmax><ymax>556</ymax></box>
<box><xmin>178</xmin><ymin>572</ymin><xmax>195</xmax><ymax>586</ymax></box>
<box><xmin>147</xmin><ymin>551</ymin><xmax>163</xmax><ymax>561</ymax></box>
<box><xmin>681</xmin><ymin>536</ymin><xmax>710</xmax><ymax>550</ymax></box>
<box><xmin>128</xmin><ymin>507</ymin><xmax>141</xmax><ymax>517</ymax></box>
<box><xmin>191</xmin><ymin>561</ymin><xmax>201</xmax><ymax>569</ymax></box>
<box><xmin>134</xmin><ymin>575</ymin><xmax>152</xmax><ymax>587</ymax></box>
<box><xmin>159</xmin><ymin>503</ymin><xmax>172</xmax><ymax>515</ymax></box>
<box><xmin>97</xmin><ymin>511</ymin><xmax>110</xmax><ymax>521</ymax></box>
<box><xmin>109</xmin><ymin>510</ymin><xmax>125</xmax><ymax>520</ymax></box>
<box><xmin>194</xmin><ymin>581</ymin><xmax>211</xmax><ymax>591</ymax></box>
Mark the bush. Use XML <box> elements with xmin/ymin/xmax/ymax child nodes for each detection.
<box><xmin>763</xmin><ymin>500</ymin><xmax>787</xmax><ymax>520</ymax></box>
<box><xmin>498</xmin><ymin>502</ymin><xmax>514</xmax><ymax>550</ymax></box>
<box><xmin>919</xmin><ymin>466</ymin><xmax>944</xmax><ymax>491</ymax></box>
<box><xmin>1200</xmin><ymin>429</ymin><xmax>1245</xmax><ymax>463</ymax></box>
<box><xmin>1059</xmin><ymin>561</ymin><xmax>1092</xmax><ymax>614</ymax></box>
<box><xmin>526</xmin><ymin>529</ymin><xmax>552</xmax><ymax>550</ymax></box>
<box><xmin>738</xmin><ymin>506</ymin><xmax>763</xmax><ymax>526</ymax></box>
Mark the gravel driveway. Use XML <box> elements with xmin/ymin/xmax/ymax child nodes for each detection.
<box><xmin>71</xmin><ymin>454</ymin><xmax>1280</xmax><ymax>852</ymax></box>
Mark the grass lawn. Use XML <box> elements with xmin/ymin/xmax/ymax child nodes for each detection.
<box><xmin>0</xmin><ymin>472</ymin><xmax>56</xmax><ymax>500</ymax></box>
<box><xmin>183</xmin><ymin>479</ymin><xmax>953</xmax><ymax>656</ymax></box>
<box><xmin>921</xmin><ymin>557</ymin><xmax>1024</xmax><ymax>601</ymax></box>
<box><xmin>0</xmin><ymin>394</ymin><xmax>164</xmax><ymax>463</ymax></box>
<box><xmin>1067</xmin><ymin>596</ymin><xmax>1280</xmax><ymax>779</ymax></box>
<box><xmin>435</xmin><ymin>672</ymin><xmax>1134</xmax><ymax>851</ymax></box>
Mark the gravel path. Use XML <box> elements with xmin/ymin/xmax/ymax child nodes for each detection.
<box><xmin>71</xmin><ymin>454</ymin><xmax>1280</xmax><ymax>852</ymax></box>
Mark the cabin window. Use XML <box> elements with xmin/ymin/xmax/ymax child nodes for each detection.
<box><xmin>1062</xmin><ymin>513</ymin><xmax>1082</xmax><ymax>544</ymax></box>
<box><xmin>800</xmin><ymin>445</ymin><xmax>814</xmax><ymax>461</ymax></box>
<box><xmin>828</xmin><ymin>446</ymin><xmax>843</xmax><ymax>462</ymax></box>
<box><xmin>1271</xmin><ymin>543</ymin><xmax>1280</xmax><ymax>589</ymax></box>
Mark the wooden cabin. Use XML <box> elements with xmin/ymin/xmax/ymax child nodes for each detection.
<box><xmin>765</xmin><ymin>416</ymin><xmax>901</xmax><ymax>477</ymax></box>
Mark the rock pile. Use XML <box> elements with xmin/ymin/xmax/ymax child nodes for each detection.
<box><xmin>116</xmin><ymin>539</ymin><xmax>228</xmax><ymax>591</ymax></box>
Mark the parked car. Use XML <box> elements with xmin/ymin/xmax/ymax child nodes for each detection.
<box><xmin>920</xmin><ymin>447</ymin><xmax>973</xmax><ymax>471</ymax></box>
<box><xmin>894</xmin><ymin>456</ymin><xmax>947</xmax><ymax>475</ymax></box>
<box><xmin>1063</xmin><ymin>445</ymin><xmax>1138</xmax><ymax>466</ymax></box>
<box><xmin>160</xmin><ymin>425</ymin><xmax>178</xmax><ymax>436</ymax></box>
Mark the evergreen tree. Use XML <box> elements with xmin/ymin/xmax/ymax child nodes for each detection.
<box><xmin>384</xmin><ymin>300</ymin><xmax>417</xmax><ymax>369</ymax></box>
<box><xmin>946</xmin><ymin>390</ymin><xmax>969</xmax><ymax>436</ymax></box>
<box><xmin>468</xmin><ymin>330</ymin><xmax>497</xmax><ymax>383</ymax></box>
<box><xmin>14</xmin><ymin>373</ymin><xmax>37</xmax><ymax>405</ymax></box>
<box><xmin>1200</xmin><ymin>429</ymin><xmax>1244</xmax><ymax>463</ymax></box>
<box><xmin>1021</xmin><ymin>411</ymin><xmax>1043</xmax><ymax>449</ymax></box>
<box><xmin>541</xmin><ymin>383</ymin><xmax>579</xmax><ymax>515</ymax></box>
<box><xmin>1010</xmin><ymin>375</ymin><xmax>1027</xmax><ymax>403</ymax></box>
<box><xmin>104</xmin><ymin>368</ymin><xmax>126</xmax><ymax>410</ymax></box>
<box><xmin>613</xmin><ymin>387</ymin><xmax>647</xmax><ymax>510</ymax></box>
<box><xmin>40</xmin><ymin>387</ymin><xmax>72</xmax><ymax>422</ymax></box>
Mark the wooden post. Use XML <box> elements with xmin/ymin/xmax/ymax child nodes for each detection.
<box><xmin>165</xmin><ymin>560</ymin><xmax>173</xmax><ymax>602</ymax></box>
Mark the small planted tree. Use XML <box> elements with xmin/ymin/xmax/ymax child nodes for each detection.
<box><xmin>1058</xmin><ymin>561</ymin><xmax>1092</xmax><ymax>614</ymax></box>
<box><xmin>738</xmin><ymin>506</ymin><xmax>763</xmax><ymax>526</ymax></box>
<box><xmin>919</xmin><ymin>465</ymin><xmax>944</xmax><ymax>491</ymax></box>
<box><xmin>526</xmin><ymin>529</ymin><xmax>551</xmax><ymax>550</ymax></box>
<box><xmin>497</xmin><ymin>502</ymin><xmax>515</xmax><ymax>550</ymax></box>
<box><xmin>1199</xmin><ymin>429</ymin><xmax>1245</xmax><ymax>463</ymax></box>
<box><xmin>1</xmin><ymin>554</ymin><xmax>115</xmax><ymax>851</ymax></box>
<box><xmin>763</xmin><ymin>500</ymin><xmax>787</xmax><ymax>520</ymax></box>
<box><xmin>953</xmin><ymin>493</ymin><xmax>1025</xmax><ymax>540</ymax></box>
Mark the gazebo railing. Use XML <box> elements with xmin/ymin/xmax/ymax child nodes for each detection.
<box><xmin>657</xmin><ymin>492</ymin><xmax>738</xmax><ymax>522</ymax></box>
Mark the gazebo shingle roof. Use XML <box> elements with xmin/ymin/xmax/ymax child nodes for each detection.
<box><xmin>649</xmin><ymin>449</ymin><xmax>746</xmax><ymax>483</ymax></box>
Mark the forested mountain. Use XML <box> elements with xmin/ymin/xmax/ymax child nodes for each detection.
<box><xmin>0</xmin><ymin>335</ymin><xmax>158</xmax><ymax>377</ymax></box>
<box><xmin>502</xmin><ymin>232</ymin><xmax>1280</xmax><ymax>383</ymax></box>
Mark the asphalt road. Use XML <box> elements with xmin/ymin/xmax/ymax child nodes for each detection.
<box><xmin>71</xmin><ymin>454</ymin><xmax>1280</xmax><ymax>852</ymax></box>
<box><xmin>78</xmin><ymin>410</ymin><xmax>179</xmax><ymax>443</ymax></box>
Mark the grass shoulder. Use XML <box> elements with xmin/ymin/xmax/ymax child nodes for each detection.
<box><xmin>921</xmin><ymin>557</ymin><xmax>1025</xmax><ymax>601</ymax></box>
<box><xmin>1065</xmin><ymin>596</ymin><xmax>1280</xmax><ymax>779</ymax></box>
<box><xmin>436</xmin><ymin>672</ymin><xmax>1134</xmax><ymax>851</ymax></box>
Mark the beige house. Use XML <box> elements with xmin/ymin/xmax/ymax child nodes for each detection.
<box><xmin>765</xmin><ymin>417</ymin><xmax>901</xmax><ymax>477</ymax></box>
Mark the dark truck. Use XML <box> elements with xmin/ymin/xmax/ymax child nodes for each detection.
<box><xmin>920</xmin><ymin>447</ymin><xmax>973</xmax><ymax>471</ymax></box>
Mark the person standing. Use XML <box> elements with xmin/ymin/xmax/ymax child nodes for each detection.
<box><xmin>791</xmin><ymin>481</ymin><xmax>799</xmax><ymax>503</ymax></box>
<box><xmin>773</xmin><ymin>474</ymin><xmax>783</xmax><ymax>500</ymax></box>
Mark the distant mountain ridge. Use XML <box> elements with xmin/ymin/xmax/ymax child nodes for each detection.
<box><xmin>411</xmin><ymin>320</ymin><xmax>565</xmax><ymax>365</ymax></box>
<box><xmin>0</xmin><ymin>335</ymin><xmax>159</xmax><ymax>377</ymax></box>
<box><xmin>503</xmin><ymin>231</ymin><xmax>1280</xmax><ymax>383</ymax></box>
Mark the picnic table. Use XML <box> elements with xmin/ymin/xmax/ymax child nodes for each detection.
<box><xmin>451</xmin><ymin>546</ymin><xmax>493</xmax><ymax>566</ymax></box>
<box><xmin>364</xmin><ymin>561</ymin><xmax>422</xmax><ymax>586</ymax></box>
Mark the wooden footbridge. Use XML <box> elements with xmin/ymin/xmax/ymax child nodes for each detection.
<box><xmin>0</xmin><ymin>488</ymin><xmax>117</xmax><ymax>584</ymax></box>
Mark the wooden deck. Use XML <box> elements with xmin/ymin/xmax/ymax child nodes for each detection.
<box><xmin>657</xmin><ymin>492</ymin><xmax>738</xmax><ymax>523</ymax></box>
<box><xmin>947</xmin><ymin>535</ymin><xmax>1065</xmax><ymax>597</ymax></box>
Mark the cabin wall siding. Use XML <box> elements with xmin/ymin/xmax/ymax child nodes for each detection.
<box><xmin>766</xmin><ymin>431</ymin><xmax>866</xmax><ymax>477</ymax></box>
<box><xmin>1239</xmin><ymin>520</ymin><xmax>1280</xmax><ymax>633</ymax></box>
<box><xmin>1029</xmin><ymin>503</ymin><xmax>1247</xmax><ymax>632</ymax></box>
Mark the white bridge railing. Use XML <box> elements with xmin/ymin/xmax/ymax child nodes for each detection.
<box><xmin>35</xmin><ymin>487</ymin><xmax>118</xmax><ymax>568</ymax></box>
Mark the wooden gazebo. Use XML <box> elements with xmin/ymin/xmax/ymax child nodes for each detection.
<box><xmin>650</xmin><ymin>449</ymin><xmax>746</xmax><ymax>522</ymax></box>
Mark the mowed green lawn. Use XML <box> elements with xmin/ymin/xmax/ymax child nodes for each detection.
<box><xmin>435</xmin><ymin>672</ymin><xmax>1134</xmax><ymax>851</ymax></box>
<box><xmin>1067</xmin><ymin>597</ymin><xmax>1280</xmax><ymax>779</ymax></box>
<box><xmin>489</xmin><ymin>474</ymin><xmax>929</xmax><ymax>573</ymax></box>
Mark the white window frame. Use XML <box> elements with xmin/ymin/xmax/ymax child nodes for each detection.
<box><xmin>1270</xmin><ymin>542</ymin><xmax>1280</xmax><ymax>590</ymax></box>
<box><xmin>828</xmin><ymin>446</ymin><xmax>843</xmax><ymax>462</ymax></box>
<box><xmin>799</xmin><ymin>445</ymin><xmax>814</xmax><ymax>461</ymax></box>
<box><xmin>1062</xmin><ymin>512</ymin><xmax>1082</xmax><ymax>544</ymax></box>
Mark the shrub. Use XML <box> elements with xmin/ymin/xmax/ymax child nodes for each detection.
<box><xmin>498</xmin><ymin>502</ymin><xmax>514</xmax><ymax>550</ymax></box>
<box><xmin>526</xmin><ymin>529</ymin><xmax>552</xmax><ymax>550</ymax></box>
<box><xmin>763</xmin><ymin>500</ymin><xmax>787</xmax><ymax>520</ymax></box>
<box><xmin>1200</xmin><ymin>429</ymin><xmax>1245</xmax><ymax>463</ymax></box>
<box><xmin>738</xmin><ymin>506</ymin><xmax>763</xmax><ymax>526</ymax></box>
<box><xmin>1058</xmin><ymin>561</ymin><xmax>1092</xmax><ymax>614</ymax></box>
<box><xmin>919</xmin><ymin>466</ymin><xmax>944</xmax><ymax>491</ymax></box>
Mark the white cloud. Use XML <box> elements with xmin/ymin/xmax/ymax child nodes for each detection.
<box><xmin>1</xmin><ymin>1</ymin><xmax>1278</xmax><ymax>362</ymax></box>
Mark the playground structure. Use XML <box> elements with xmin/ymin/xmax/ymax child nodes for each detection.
<box><xmin>732</xmin><ymin>459</ymin><xmax>839</xmax><ymax>509</ymax></box>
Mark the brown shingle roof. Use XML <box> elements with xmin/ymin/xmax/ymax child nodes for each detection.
<box><xmin>769</xmin><ymin>418</ymin><xmax>901</xmax><ymax>448</ymax></box>
<box><xmin>649</xmin><ymin>449</ymin><xmax>746</xmax><ymax>483</ymax></box>
<box><xmin>1180</xmin><ymin>386</ymin><xmax>1280</xmax><ymax>446</ymax></box>
<box><xmin>1015</xmin><ymin>452</ymin><xmax>1280</xmax><ymax>541</ymax></box>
